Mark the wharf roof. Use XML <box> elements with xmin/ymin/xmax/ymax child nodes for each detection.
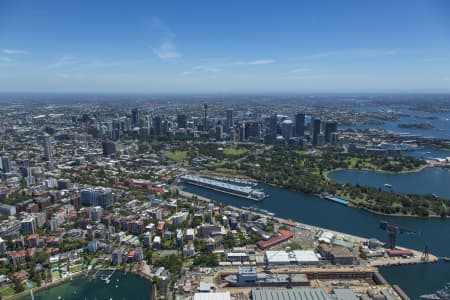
<box><xmin>252</xmin><ymin>288</ymin><xmax>331</xmax><ymax>300</ymax></box>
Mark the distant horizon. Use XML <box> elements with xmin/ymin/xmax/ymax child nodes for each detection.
<box><xmin>1</xmin><ymin>91</ymin><xmax>450</xmax><ymax>96</ymax></box>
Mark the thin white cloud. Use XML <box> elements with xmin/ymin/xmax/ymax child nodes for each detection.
<box><xmin>274</xmin><ymin>75</ymin><xmax>344</xmax><ymax>82</ymax></box>
<box><xmin>443</xmin><ymin>77</ymin><xmax>450</xmax><ymax>81</ymax></box>
<box><xmin>2</xmin><ymin>49</ymin><xmax>29</xmax><ymax>55</ymax></box>
<box><xmin>50</xmin><ymin>55</ymin><xmax>77</xmax><ymax>68</ymax></box>
<box><xmin>299</xmin><ymin>49</ymin><xmax>398</xmax><ymax>60</ymax></box>
<box><xmin>150</xmin><ymin>18</ymin><xmax>180</xmax><ymax>61</ymax></box>
<box><xmin>290</xmin><ymin>68</ymin><xmax>312</xmax><ymax>73</ymax></box>
<box><xmin>181</xmin><ymin>65</ymin><xmax>222</xmax><ymax>76</ymax></box>
<box><xmin>232</xmin><ymin>59</ymin><xmax>274</xmax><ymax>65</ymax></box>
<box><xmin>421</xmin><ymin>58</ymin><xmax>444</xmax><ymax>62</ymax></box>
<box><xmin>151</xmin><ymin>42</ymin><xmax>180</xmax><ymax>60</ymax></box>
<box><xmin>0</xmin><ymin>56</ymin><xmax>13</xmax><ymax>63</ymax></box>
<box><xmin>192</xmin><ymin>65</ymin><xmax>221</xmax><ymax>73</ymax></box>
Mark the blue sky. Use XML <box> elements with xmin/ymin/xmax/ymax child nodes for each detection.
<box><xmin>1</xmin><ymin>0</ymin><xmax>450</xmax><ymax>93</ymax></box>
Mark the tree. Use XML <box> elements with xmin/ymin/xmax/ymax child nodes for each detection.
<box><xmin>13</xmin><ymin>279</ymin><xmax>24</xmax><ymax>293</ymax></box>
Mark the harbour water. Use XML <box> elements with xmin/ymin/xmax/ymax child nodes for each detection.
<box><xmin>348</xmin><ymin>106</ymin><xmax>450</xmax><ymax>140</ymax></box>
<box><xmin>181</xmin><ymin>179</ymin><xmax>450</xmax><ymax>299</ymax></box>
<box><xmin>328</xmin><ymin>167</ymin><xmax>450</xmax><ymax>199</ymax></box>
<box><xmin>21</xmin><ymin>272</ymin><xmax>152</xmax><ymax>300</ymax></box>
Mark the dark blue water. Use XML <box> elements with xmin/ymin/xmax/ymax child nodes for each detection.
<box><xmin>181</xmin><ymin>182</ymin><xmax>450</xmax><ymax>299</ymax></box>
<box><xmin>21</xmin><ymin>272</ymin><xmax>151</xmax><ymax>300</ymax></box>
<box><xmin>328</xmin><ymin>167</ymin><xmax>450</xmax><ymax>199</ymax></box>
<box><xmin>404</xmin><ymin>147</ymin><xmax>450</xmax><ymax>160</ymax></box>
<box><xmin>347</xmin><ymin>107</ymin><xmax>450</xmax><ymax>139</ymax></box>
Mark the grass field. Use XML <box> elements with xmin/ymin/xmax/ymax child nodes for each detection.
<box><xmin>223</xmin><ymin>148</ymin><xmax>249</xmax><ymax>156</ymax></box>
<box><xmin>164</xmin><ymin>150</ymin><xmax>188</xmax><ymax>161</ymax></box>
<box><xmin>0</xmin><ymin>285</ymin><xmax>14</xmax><ymax>297</ymax></box>
<box><xmin>68</xmin><ymin>264</ymin><xmax>83</xmax><ymax>273</ymax></box>
<box><xmin>214</xmin><ymin>168</ymin><xmax>239</xmax><ymax>175</ymax></box>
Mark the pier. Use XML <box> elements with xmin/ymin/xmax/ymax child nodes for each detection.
<box><xmin>93</xmin><ymin>268</ymin><xmax>116</xmax><ymax>283</ymax></box>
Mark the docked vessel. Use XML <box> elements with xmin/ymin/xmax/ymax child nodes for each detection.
<box><xmin>242</xmin><ymin>206</ymin><xmax>275</xmax><ymax>216</ymax></box>
<box><xmin>180</xmin><ymin>174</ymin><xmax>267</xmax><ymax>201</ymax></box>
<box><xmin>324</xmin><ymin>195</ymin><xmax>349</xmax><ymax>206</ymax></box>
<box><xmin>420</xmin><ymin>283</ymin><xmax>450</xmax><ymax>300</ymax></box>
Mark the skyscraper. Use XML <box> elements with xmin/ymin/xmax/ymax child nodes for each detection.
<box><xmin>203</xmin><ymin>103</ymin><xmax>208</xmax><ymax>131</ymax></box>
<box><xmin>153</xmin><ymin>116</ymin><xmax>162</xmax><ymax>136</ymax></box>
<box><xmin>177</xmin><ymin>114</ymin><xmax>187</xmax><ymax>129</ymax></box>
<box><xmin>249</xmin><ymin>122</ymin><xmax>261</xmax><ymax>140</ymax></box>
<box><xmin>43</xmin><ymin>134</ymin><xmax>53</xmax><ymax>162</ymax></box>
<box><xmin>281</xmin><ymin>119</ymin><xmax>294</xmax><ymax>140</ymax></box>
<box><xmin>311</xmin><ymin>118</ymin><xmax>321</xmax><ymax>146</ymax></box>
<box><xmin>215</xmin><ymin>125</ymin><xmax>223</xmax><ymax>140</ymax></box>
<box><xmin>269</xmin><ymin>114</ymin><xmax>278</xmax><ymax>138</ymax></box>
<box><xmin>295</xmin><ymin>113</ymin><xmax>305</xmax><ymax>137</ymax></box>
<box><xmin>244</xmin><ymin>122</ymin><xmax>251</xmax><ymax>141</ymax></box>
<box><xmin>226</xmin><ymin>109</ymin><xmax>233</xmax><ymax>131</ymax></box>
<box><xmin>102</xmin><ymin>141</ymin><xmax>117</xmax><ymax>157</ymax></box>
<box><xmin>330</xmin><ymin>132</ymin><xmax>339</xmax><ymax>147</ymax></box>
<box><xmin>0</xmin><ymin>155</ymin><xmax>11</xmax><ymax>173</ymax></box>
<box><xmin>324</xmin><ymin>121</ymin><xmax>338</xmax><ymax>143</ymax></box>
<box><xmin>111</xmin><ymin>119</ymin><xmax>120</xmax><ymax>141</ymax></box>
<box><xmin>131</xmin><ymin>108</ymin><xmax>139</xmax><ymax>128</ymax></box>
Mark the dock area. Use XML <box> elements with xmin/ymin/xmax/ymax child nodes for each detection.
<box><xmin>179</xmin><ymin>189</ymin><xmax>438</xmax><ymax>267</ymax></box>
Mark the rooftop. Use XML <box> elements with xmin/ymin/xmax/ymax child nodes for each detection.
<box><xmin>252</xmin><ymin>288</ymin><xmax>331</xmax><ymax>300</ymax></box>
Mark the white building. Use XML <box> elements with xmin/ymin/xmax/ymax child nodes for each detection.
<box><xmin>265</xmin><ymin>250</ymin><xmax>320</xmax><ymax>265</ymax></box>
<box><xmin>194</xmin><ymin>292</ymin><xmax>230</xmax><ymax>300</ymax></box>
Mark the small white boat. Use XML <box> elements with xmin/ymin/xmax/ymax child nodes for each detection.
<box><xmin>384</xmin><ymin>183</ymin><xmax>392</xmax><ymax>188</ymax></box>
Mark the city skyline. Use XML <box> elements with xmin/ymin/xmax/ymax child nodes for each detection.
<box><xmin>1</xmin><ymin>0</ymin><xmax>450</xmax><ymax>93</ymax></box>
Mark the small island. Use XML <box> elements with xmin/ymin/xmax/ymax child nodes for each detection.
<box><xmin>397</xmin><ymin>123</ymin><xmax>438</xmax><ymax>130</ymax></box>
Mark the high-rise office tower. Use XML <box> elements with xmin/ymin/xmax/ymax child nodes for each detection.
<box><xmin>249</xmin><ymin>122</ymin><xmax>261</xmax><ymax>140</ymax></box>
<box><xmin>0</xmin><ymin>155</ymin><xmax>11</xmax><ymax>173</ymax></box>
<box><xmin>295</xmin><ymin>113</ymin><xmax>305</xmax><ymax>137</ymax></box>
<box><xmin>330</xmin><ymin>132</ymin><xmax>339</xmax><ymax>147</ymax></box>
<box><xmin>177</xmin><ymin>114</ymin><xmax>187</xmax><ymax>129</ymax></box>
<box><xmin>162</xmin><ymin>120</ymin><xmax>169</xmax><ymax>135</ymax></box>
<box><xmin>102</xmin><ymin>141</ymin><xmax>117</xmax><ymax>157</ymax></box>
<box><xmin>311</xmin><ymin>118</ymin><xmax>321</xmax><ymax>146</ymax></box>
<box><xmin>147</xmin><ymin>115</ymin><xmax>152</xmax><ymax>135</ymax></box>
<box><xmin>203</xmin><ymin>103</ymin><xmax>208</xmax><ymax>131</ymax></box>
<box><xmin>131</xmin><ymin>108</ymin><xmax>139</xmax><ymax>128</ymax></box>
<box><xmin>226</xmin><ymin>109</ymin><xmax>233</xmax><ymax>131</ymax></box>
<box><xmin>153</xmin><ymin>116</ymin><xmax>162</xmax><ymax>136</ymax></box>
<box><xmin>215</xmin><ymin>125</ymin><xmax>223</xmax><ymax>140</ymax></box>
<box><xmin>324</xmin><ymin>121</ymin><xmax>338</xmax><ymax>143</ymax></box>
<box><xmin>269</xmin><ymin>114</ymin><xmax>278</xmax><ymax>137</ymax></box>
<box><xmin>242</xmin><ymin>123</ymin><xmax>249</xmax><ymax>141</ymax></box>
<box><xmin>43</xmin><ymin>134</ymin><xmax>53</xmax><ymax>162</ymax></box>
<box><xmin>281</xmin><ymin>119</ymin><xmax>294</xmax><ymax>140</ymax></box>
<box><xmin>111</xmin><ymin>119</ymin><xmax>121</xmax><ymax>141</ymax></box>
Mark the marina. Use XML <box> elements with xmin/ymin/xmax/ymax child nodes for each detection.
<box><xmin>20</xmin><ymin>272</ymin><xmax>151</xmax><ymax>300</ymax></box>
<box><xmin>180</xmin><ymin>174</ymin><xmax>267</xmax><ymax>201</ymax></box>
